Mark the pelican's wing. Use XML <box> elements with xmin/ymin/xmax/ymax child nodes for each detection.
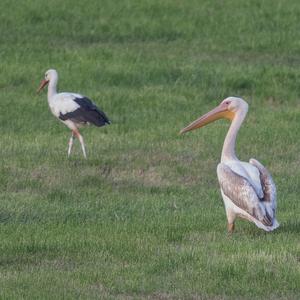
<box><xmin>249</xmin><ymin>158</ymin><xmax>277</xmax><ymax>217</ymax></box>
<box><xmin>217</xmin><ymin>163</ymin><xmax>273</xmax><ymax>226</ymax></box>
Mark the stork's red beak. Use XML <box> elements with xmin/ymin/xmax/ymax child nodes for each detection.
<box><xmin>37</xmin><ymin>79</ymin><xmax>49</xmax><ymax>93</ymax></box>
<box><xmin>180</xmin><ymin>102</ymin><xmax>234</xmax><ymax>134</ymax></box>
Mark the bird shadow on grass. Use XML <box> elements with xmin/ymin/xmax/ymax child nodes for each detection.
<box><xmin>223</xmin><ymin>219</ymin><xmax>283</xmax><ymax>239</ymax></box>
<box><xmin>66</xmin><ymin>157</ymin><xmax>104</xmax><ymax>168</ymax></box>
<box><xmin>231</xmin><ymin>220</ymin><xmax>300</xmax><ymax>240</ymax></box>
<box><xmin>274</xmin><ymin>220</ymin><xmax>300</xmax><ymax>234</ymax></box>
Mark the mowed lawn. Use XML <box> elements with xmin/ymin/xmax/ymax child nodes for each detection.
<box><xmin>1</xmin><ymin>0</ymin><xmax>300</xmax><ymax>299</ymax></box>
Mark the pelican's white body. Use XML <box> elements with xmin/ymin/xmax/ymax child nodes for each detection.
<box><xmin>218</xmin><ymin>159</ymin><xmax>279</xmax><ymax>232</ymax></box>
<box><xmin>224</xmin><ymin>160</ymin><xmax>263</xmax><ymax>197</ymax></box>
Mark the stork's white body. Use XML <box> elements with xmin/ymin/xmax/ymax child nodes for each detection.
<box><xmin>48</xmin><ymin>92</ymin><xmax>84</xmax><ymax>131</ymax></box>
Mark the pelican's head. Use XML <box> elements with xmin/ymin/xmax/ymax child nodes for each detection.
<box><xmin>180</xmin><ymin>97</ymin><xmax>248</xmax><ymax>134</ymax></box>
<box><xmin>37</xmin><ymin>69</ymin><xmax>58</xmax><ymax>93</ymax></box>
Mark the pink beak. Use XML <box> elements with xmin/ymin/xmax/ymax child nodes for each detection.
<box><xmin>180</xmin><ymin>102</ymin><xmax>234</xmax><ymax>134</ymax></box>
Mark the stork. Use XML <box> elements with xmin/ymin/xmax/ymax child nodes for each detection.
<box><xmin>180</xmin><ymin>97</ymin><xmax>279</xmax><ymax>233</ymax></box>
<box><xmin>37</xmin><ymin>69</ymin><xmax>110</xmax><ymax>158</ymax></box>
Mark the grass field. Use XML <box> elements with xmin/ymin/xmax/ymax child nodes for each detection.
<box><xmin>1</xmin><ymin>0</ymin><xmax>300</xmax><ymax>299</ymax></box>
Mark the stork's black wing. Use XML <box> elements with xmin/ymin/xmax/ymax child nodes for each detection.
<box><xmin>59</xmin><ymin>97</ymin><xmax>110</xmax><ymax>127</ymax></box>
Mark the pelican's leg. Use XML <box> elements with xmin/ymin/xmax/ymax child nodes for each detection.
<box><xmin>227</xmin><ymin>222</ymin><xmax>235</xmax><ymax>233</ymax></box>
<box><xmin>74</xmin><ymin>130</ymin><xmax>87</xmax><ymax>159</ymax></box>
<box><xmin>68</xmin><ymin>131</ymin><xmax>75</xmax><ymax>157</ymax></box>
<box><xmin>225</xmin><ymin>209</ymin><xmax>236</xmax><ymax>234</ymax></box>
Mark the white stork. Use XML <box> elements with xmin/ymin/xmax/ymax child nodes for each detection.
<box><xmin>37</xmin><ymin>69</ymin><xmax>110</xmax><ymax>158</ymax></box>
<box><xmin>180</xmin><ymin>97</ymin><xmax>279</xmax><ymax>233</ymax></box>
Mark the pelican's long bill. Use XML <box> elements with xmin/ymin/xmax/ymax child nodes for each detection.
<box><xmin>37</xmin><ymin>79</ymin><xmax>49</xmax><ymax>93</ymax></box>
<box><xmin>180</xmin><ymin>101</ymin><xmax>234</xmax><ymax>134</ymax></box>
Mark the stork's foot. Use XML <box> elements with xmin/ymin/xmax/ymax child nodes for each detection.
<box><xmin>227</xmin><ymin>223</ymin><xmax>235</xmax><ymax>234</ymax></box>
<box><xmin>68</xmin><ymin>132</ymin><xmax>75</xmax><ymax>157</ymax></box>
<box><xmin>73</xmin><ymin>129</ymin><xmax>87</xmax><ymax>159</ymax></box>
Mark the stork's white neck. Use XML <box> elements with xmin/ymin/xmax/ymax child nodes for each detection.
<box><xmin>221</xmin><ymin>108</ymin><xmax>247</xmax><ymax>162</ymax></box>
<box><xmin>47</xmin><ymin>74</ymin><xmax>58</xmax><ymax>100</ymax></box>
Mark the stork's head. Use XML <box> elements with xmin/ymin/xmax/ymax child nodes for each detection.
<box><xmin>180</xmin><ymin>97</ymin><xmax>248</xmax><ymax>134</ymax></box>
<box><xmin>37</xmin><ymin>69</ymin><xmax>58</xmax><ymax>93</ymax></box>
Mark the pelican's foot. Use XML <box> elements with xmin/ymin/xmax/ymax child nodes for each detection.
<box><xmin>227</xmin><ymin>223</ymin><xmax>235</xmax><ymax>234</ymax></box>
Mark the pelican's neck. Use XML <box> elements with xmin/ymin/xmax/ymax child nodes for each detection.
<box><xmin>47</xmin><ymin>74</ymin><xmax>58</xmax><ymax>100</ymax></box>
<box><xmin>221</xmin><ymin>109</ymin><xmax>247</xmax><ymax>163</ymax></box>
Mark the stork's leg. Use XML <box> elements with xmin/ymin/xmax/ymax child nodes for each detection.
<box><xmin>74</xmin><ymin>130</ymin><xmax>87</xmax><ymax>159</ymax></box>
<box><xmin>79</xmin><ymin>135</ymin><xmax>87</xmax><ymax>159</ymax></box>
<box><xmin>68</xmin><ymin>131</ymin><xmax>75</xmax><ymax>157</ymax></box>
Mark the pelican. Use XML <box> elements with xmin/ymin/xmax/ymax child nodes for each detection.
<box><xmin>180</xmin><ymin>97</ymin><xmax>279</xmax><ymax>233</ymax></box>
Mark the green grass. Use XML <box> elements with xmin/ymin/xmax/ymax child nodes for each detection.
<box><xmin>1</xmin><ymin>0</ymin><xmax>300</xmax><ymax>298</ymax></box>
